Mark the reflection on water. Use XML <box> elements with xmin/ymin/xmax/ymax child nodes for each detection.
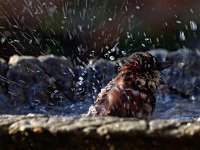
<box><xmin>10</xmin><ymin>90</ymin><xmax>200</xmax><ymax>121</ymax></box>
<box><xmin>152</xmin><ymin>92</ymin><xmax>200</xmax><ymax>121</ymax></box>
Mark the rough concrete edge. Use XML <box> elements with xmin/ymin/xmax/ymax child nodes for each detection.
<box><xmin>0</xmin><ymin>115</ymin><xmax>200</xmax><ymax>150</ymax></box>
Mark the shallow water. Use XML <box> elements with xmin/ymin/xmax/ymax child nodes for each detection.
<box><xmin>152</xmin><ymin>92</ymin><xmax>200</xmax><ymax>121</ymax></box>
<box><xmin>9</xmin><ymin>91</ymin><xmax>199</xmax><ymax>121</ymax></box>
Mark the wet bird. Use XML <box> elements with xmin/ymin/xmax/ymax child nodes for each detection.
<box><xmin>86</xmin><ymin>52</ymin><xmax>170</xmax><ymax>119</ymax></box>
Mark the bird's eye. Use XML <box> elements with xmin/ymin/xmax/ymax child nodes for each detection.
<box><xmin>126</xmin><ymin>77</ymin><xmax>132</xmax><ymax>82</ymax></box>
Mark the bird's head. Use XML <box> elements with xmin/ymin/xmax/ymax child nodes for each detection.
<box><xmin>119</xmin><ymin>52</ymin><xmax>170</xmax><ymax>73</ymax></box>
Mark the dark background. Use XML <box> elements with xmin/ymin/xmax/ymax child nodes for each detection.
<box><xmin>0</xmin><ymin>0</ymin><xmax>200</xmax><ymax>64</ymax></box>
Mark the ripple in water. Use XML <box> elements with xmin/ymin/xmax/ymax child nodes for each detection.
<box><xmin>152</xmin><ymin>92</ymin><xmax>200</xmax><ymax>121</ymax></box>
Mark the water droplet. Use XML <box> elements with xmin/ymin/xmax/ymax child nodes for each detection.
<box><xmin>141</xmin><ymin>43</ymin><xmax>146</xmax><ymax>47</ymax></box>
<box><xmin>77</xmin><ymin>81</ymin><xmax>83</xmax><ymax>86</ymax></box>
<box><xmin>190</xmin><ymin>21</ymin><xmax>197</xmax><ymax>31</ymax></box>
<box><xmin>70</xmin><ymin>104</ymin><xmax>74</xmax><ymax>108</ymax></box>
<box><xmin>79</xmin><ymin>77</ymin><xmax>84</xmax><ymax>81</ymax></box>
<box><xmin>108</xmin><ymin>18</ymin><xmax>112</xmax><ymax>21</ymax></box>
<box><xmin>33</xmin><ymin>99</ymin><xmax>40</xmax><ymax>105</ymax></box>
<box><xmin>135</xmin><ymin>6</ymin><xmax>140</xmax><ymax>9</ymax></box>
<box><xmin>176</xmin><ymin>20</ymin><xmax>182</xmax><ymax>24</ymax></box>
<box><xmin>179</xmin><ymin>62</ymin><xmax>184</xmax><ymax>67</ymax></box>
<box><xmin>29</xmin><ymin>39</ymin><xmax>32</xmax><ymax>44</ymax></box>
<box><xmin>3</xmin><ymin>31</ymin><xmax>11</xmax><ymax>38</ymax></box>
<box><xmin>190</xmin><ymin>9</ymin><xmax>194</xmax><ymax>14</ymax></box>
<box><xmin>191</xmin><ymin>96</ymin><xmax>196</xmax><ymax>101</ymax></box>
<box><xmin>111</xmin><ymin>48</ymin><xmax>116</xmax><ymax>52</ymax></box>
<box><xmin>179</xmin><ymin>31</ymin><xmax>186</xmax><ymax>41</ymax></box>
<box><xmin>78</xmin><ymin>25</ymin><xmax>82</xmax><ymax>32</ymax></box>
<box><xmin>122</xmin><ymin>51</ymin><xmax>126</xmax><ymax>55</ymax></box>
<box><xmin>1</xmin><ymin>37</ymin><xmax>5</xmax><ymax>43</ymax></box>
<box><xmin>109</xmin><ymin>56</ymin><xmax>115</xmax><ymax>60</ymax></box>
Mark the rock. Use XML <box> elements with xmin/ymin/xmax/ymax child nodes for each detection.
<box><xmin>87</xmin><ymin>59</ymin><xmax>116</xmax><ymax>99</ymax></box>
<box><xmin>74</xmin><ymin>58</ymin><xmax>117</xmax><ymax>100</ymax></box>
<box><xmin>0</xmin><ymin>58</ymin><xmax>8</xmax><ymax>91</ymax></box>
<box><xmin>0</xmin><ymin>93</ymin><xmax>10</xmax><ymax>113</ymax></box>
<box><xmin>166</xmin><ymin>49</ymin><xmax>200</xmax><ymax>98</ymax></box>
<box><xmin>149</xmin><ymin>49</ymin><xmax>169</xmax><ymax>61</ymax></box>
<box><xmin>0</xmin><ymin>58</ymin><xmax>8</xmax><ymax>76</ymax></box>
<box><xmin>7</xmin><ymin>55</ymin><xmax>50</xmax><ymax>106</ymax></box>
<box><xmin>0</xmin><ymin>58</ymin><xmax>11</xmax><ymax>112</ymax></box>
<box><xmin>38</xmin><ymin>55</ymin><xmax>75</xmax><ymax>99</ymax></box>
<box><xmin>0</xmin><ymin>115</ymin><xmax>200</xmax><ymax>149</ymax></box>
<box><xmin>6</xmin><ymin>55</ymin><xmax>75</xmax><ymax>108</ymax></box>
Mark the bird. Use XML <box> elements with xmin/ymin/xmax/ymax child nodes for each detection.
<box><xmin>86</xmin><ymin>52</ymin><xmax>170</xmax><ymax>119</ymax></box>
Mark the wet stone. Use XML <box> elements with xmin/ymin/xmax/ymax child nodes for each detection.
<box><xmin>149</xmin><ymin>49</ymin><xmax>169</xmax><ymax>62</ymax></box>
<box><xmin>0</xmin><ymin>58</ymin><xmax>9</xmax><ymax>111</ymax></box>
<box><xmin>0</xmin><ymin>58</ymin><xmax>8</xmax><ymax>91</ymax></box>
<box><xmin>0</xmin><ymin>93</ymin><xmax>11</xmax><ymax>113</ymax></box>
<box><xmin>166</xmin><ymin>49</ymin><xmax>200</xmax><ymax>98</ymax></box>
<box><xmin>7</xmin><ymin>55</ymin><xmax>50</xmax><ymax>106</ymax></box>
<box><xmin>38</xmin><ymin>55</ymin><xmax>75</xmax><ymax>99</ymax></box>
<box><xmin>6</xmin><ymin>55</ymin><xmax>75</xmax><ymax>109</ymax></box>
<box><xmin>75</xmin><ymin>58</ymin><xmax>117</xmax><ymax>100</ymax></box>
<box><xmin>0</xmin><ymin>58</ymin><xmax>8</xmax><ymax>76</ymax></box>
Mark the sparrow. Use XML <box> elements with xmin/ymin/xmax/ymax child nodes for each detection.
<box><xmin>86</xmin><ymin>52</ymin><xmax>170</xmax><ymax>119</ymax></box>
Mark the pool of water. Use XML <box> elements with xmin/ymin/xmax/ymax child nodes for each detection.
<box><xmin>7</xmin><ymin>90</ymin><xmax>199</xmax><ymax>121</ymax></box>
<box><xmin>152</xmin><ymin>92</ymin><xmax>200</xmax><ymax>121</ymax></box>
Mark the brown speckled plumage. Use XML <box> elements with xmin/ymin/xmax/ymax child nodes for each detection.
<box><xmin>86</xmin><ymin>52</ymin><xmax>169</xmax><ymax>119</ymax></box>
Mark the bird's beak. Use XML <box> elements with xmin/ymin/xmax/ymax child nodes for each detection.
<box><xmin>158</xmin><ymin>61</ymin><xmax>171</xmax><ymax>71</ymax></box>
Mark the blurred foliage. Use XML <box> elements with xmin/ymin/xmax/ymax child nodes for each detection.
<box><xmin>0</xmin><ymin>0</ymin><xmax>200</xmax><ymax>63</ymax></box>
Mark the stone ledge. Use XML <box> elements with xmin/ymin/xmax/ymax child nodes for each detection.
<box><xmin>0</xmin><ymin>115</ymin><xmax>200</xmax><ymax>150</ymax></box>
